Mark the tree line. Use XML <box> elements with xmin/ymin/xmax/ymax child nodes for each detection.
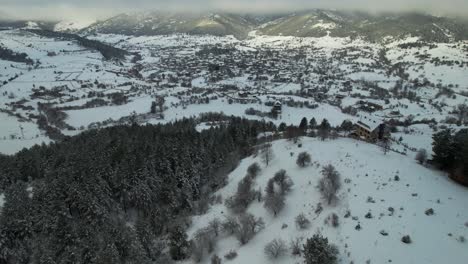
<box><xmin>432</xmin><ymin>128</ymin><xmax>468</xmax><ymax>185</ymax></box>
<box><xmin>28</xmin><ymin>30</ymin><xmax>128</xmax><ymax>60</ymax></box>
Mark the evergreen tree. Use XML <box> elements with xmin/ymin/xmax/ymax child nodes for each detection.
<box><xmin>299</xmin><ymin>117</ymin><xmax>308</xmax><ymax>133</ymax></box>
<box><xmin>318</xmin><ymin>119</ymin><xmax>331</xmax><ymax>141</ymax></box>
<box><xmin>302</xmin><ymin>234</ymin><xmax>338</xmax><ymax>264</ymax></box>
<box><xmin>169</xmin><ymin>227</ymin><xmax>189</xmax><ymax>261</ymax></box>
<box><xmin>309</xmin><ymin>118</ymin><xmax>317</xmax><ymax>129</ymax></box>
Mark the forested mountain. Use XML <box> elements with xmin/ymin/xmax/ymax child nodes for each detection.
<box><xmin>81</xmin><ymin>11</ymin><xmax>258</xmax><ymax>39</ymax></box>
<box><xmin>0</xmin><ymin>117</ymin><xmax>275</xmax><ymax>264</ymax></box>
<box><xmin>80</xmin><ymin>10</ymin><xmax>468</xmax><ymax>42</ymax></box>
<box><xmin>258</xmin><ymin>10</ymin><xmax>468</xmax><ymax>42</ymax></box>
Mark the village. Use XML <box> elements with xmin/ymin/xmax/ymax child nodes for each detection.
<box><xmin>0</xmin><ymin>30</ymin><xmax>467</xmax><ymax>159</ymax></box>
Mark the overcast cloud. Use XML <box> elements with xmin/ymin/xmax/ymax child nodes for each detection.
<box><xmin>2</xmin><ymin>0</ymin><xmax>468</xmax><ymax>21</ymax></box>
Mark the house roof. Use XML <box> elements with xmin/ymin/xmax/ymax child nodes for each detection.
<box><xmin>356</xmin><ymin>119</ymin><xmax>383</xmax><ymax>131</ymax></box>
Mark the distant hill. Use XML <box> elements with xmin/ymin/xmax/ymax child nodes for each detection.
<box><xmin>81</xmin><ymin>11</ymin><xmax>259</xmax><ymax>39</ymax></box>
<box><xmin>81</xmin><ymin>10</ymin><xmax>468</xmax><ymax>42</ymax></box>
<box><xmin>0</xmin><ymin>19</ymin><xmax>56</xmax><ymax>31</ymax></box>
<box><xmin>54</xmin><ymin>20</ymin><xmax>96</xmax><ymax>33</ymax></box>
<box><xmin>257</xmin><ymin>10</ymin><xmax>468</xmax><ymax>42</ymax></box>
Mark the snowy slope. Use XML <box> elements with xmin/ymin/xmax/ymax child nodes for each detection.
<box><xmin>54</xmin><ymin>20</ymin><xmax>95</xmax><ymax>32</ymax></box>
<box><xmin>186</xmin><ymin>138</ymin><xmax>468</xmax><ymax>264</ymax></box>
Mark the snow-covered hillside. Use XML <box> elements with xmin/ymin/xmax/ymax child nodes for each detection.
<box><xmin>187</xmin><ymin>138</ymin><xmax>468</xmax><ymax>264</ymax></box>
<box><xmin>54</xmin><ymin>20</ymin><xmax>95</xmax><ymax>32</ymax></box>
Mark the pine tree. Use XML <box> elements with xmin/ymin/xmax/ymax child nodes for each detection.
<box><xmin>302</xmin><ymin>234</ymin><xmax>338</xmax><ymax>264</ymax></box>
<box><xmin>299</xmin><ymin>117</ymin><xmax>308</xmax><ymax>133</ymax></box>
<box><xmin>169</xmin><ymin>227</ymin><xmax>189</xmax><ymax>260</ymax></box>
<box><xmin>309</xmin><ymin>118</ymin><xmax>317</xmax><ymax>129</ymax></box>
<box><xmin>318</xmin><ymin>119</ymin><xmax>331</xmax><ymax>141</ymax></box>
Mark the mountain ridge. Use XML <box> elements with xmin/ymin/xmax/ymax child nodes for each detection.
<box><xmin>79</xmin><ymin>10</ymin><xmax>468</xmax><ymax>42</ymax></box>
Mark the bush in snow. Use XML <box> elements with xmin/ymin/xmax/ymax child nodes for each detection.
<box><xmin>224</xmin><ymin>250</ymin><xmax>237</xmax><ymax>260</ymax></box>
<box><xmin>247</xmin><ymin>162</ymin><xmax>261</xmax><ymax>178</ymax></box>
<box><xmin>318</xmin><ymin>165</ymin><xmax>341</xmax><ymax>205</ymax></box>
<box><xmin>211</xmin><ymin>254</ymin><xmax>222</xmax><ymax>264</ymax></box>
<box><xmin>296</xmin><ymin>152</ymin><xmax>312</xmax><ymax>167</ymax></box>
<box><xmin>415</xmin><ymin>149</ymin><xmax>428</xmax><ymax>164</ymax></box>
<box><xmin>425</xmin><ymin>208</ymin><xmax>434</xmax><ymax>216</ymax></box>
<box><xmin>302</xmin><ymin>234</ymin><xmax>338</xmax><ymax>264</ymax></box>
<box><xmin>295</xmin><ymin>213</ymin><xmax>311</xmax><ymax>229</ymax></box>
<box><xmin>263</xmin><ymin>171</ymin><xmax>293</xmax><ymax>217</ymax></box>
<box><xmin>401</xmin><ymin>235</ymin><xmax>412</xmax><ymax>244</ymax></box>
<box><xmin>264</xmin><ymin>238</ymin><xmax>287</xmax><ymax>259</ymax></box>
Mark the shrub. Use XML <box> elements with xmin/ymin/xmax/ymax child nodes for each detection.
<box><xmin>415</xmin><ymin>149</ymin><xmax>428</xmax><ymax>164</ymax></box>
<box><xmin>302</xmin><ymin>234</ymin><xmax>338</xmax><ymax>264</ymax></box>
<box><xmin>296</xmin><ymin>152</ymin><xmax>312</xmax><ymax>167</ymax></box>
<box><xmin>401</xmin><ymin>235</ymin><xmax>412</xmax><ymax>244</ymax></box>
<box><xmin>224</xmin><ymin>250</ymin><xmax>238</xmax><ymax>260</ymax></box>
<box><xmin>425</xmin><ymin>208</ymin><xmax>434</xmax><ymax>216</ymax></box>
<box><xmin>264</xmin><ymin>238</ymin><xmax>287</xmax><ymax>259</ymax></box>
<box><xmin>295</xmin><ymin>213</ymin><xmax>311</xmax><ymax>229</ymax></box>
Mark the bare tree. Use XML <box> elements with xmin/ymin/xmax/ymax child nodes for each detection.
<box><xmin>296</xmin><ymin>152</ymin><xmax>312</xmax><ymax>167</ymax></box>
<box><xmin>264</xmin><ymin>192</ymin><xmax>285</xmax><ymax>217</ymax></box>
<box><xmin>208</xmin><ymin>218</ymin><xmax>221</xmax><ymax>237</ymax></box>
<box><xmin>225</xmin><ymin>175</ymin><xmax>255</xmax><ymax>213</ymax></box>
<box><xmin>222</xmin><ymin>216</ymin><xmax>239</xmax><ymax>235</ymax></box>
<box><xmin>381</xmin><ymin>138</ymin><xmax>391</xmax><ymax>155</ymax></box>
<box><xmin>415</xmin><ymin>148</ymin><xmax>428</xmax><ymax>165</ymax></box>
<box><xmin>264</xmin><ymin>238</ymin><xmax>287</xmax><ymax>259</ymax></box>
<box><xmin>235</xmin><ymin>213</ymin><xmax>265</xmax><ymax>245</ymax></box>
<box><xmin>290</xmin><ymin>237</ymin><xmax>303</xmax><ymax>256</ymax></box>
<box><xmin>318</xmin><ymin>165</ymin><xmax>341</xmax><ymax>205</ymax></box>
<box><xmin>260</xmin><ymin>142</ymin><xmax>274</xmax><ymax>166</ymax></box>
<box><xmin>247</xmin><ymin>162</ymin><xmax>261</xmax><ymax>178</ymax></box>
<box><xmin>273</xmin><ymin>169</ymin><xmax>294</xmax><ymax>195</ymax></box>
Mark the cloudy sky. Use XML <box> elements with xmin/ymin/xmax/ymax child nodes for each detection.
<box><xmin>2</xmin><ymin>0</ymin><xmax>468</xmax><ymax>21</ymax></box>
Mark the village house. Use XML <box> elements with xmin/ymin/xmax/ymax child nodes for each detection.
<box><xmin>353</xmin><ymin>120</ymin><xmax>390</xmax><ymax>141</ymax></box>
<box><xmin>357</xmin><ymin>100</ymin><xmax>384</xmax><ymax>112</ymax></box>
<box><xmin>272</xmin><ymin>101</ymin><xmax>282</xmax><ymax>114</ymax></box>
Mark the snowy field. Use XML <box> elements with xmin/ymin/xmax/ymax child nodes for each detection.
<box><xmin>186</xmin><ymin>138</ymin><xmax>468</xmax><ymax>264</ymax></box>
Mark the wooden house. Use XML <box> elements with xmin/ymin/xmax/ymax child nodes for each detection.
<box><xmin>354</xmin><ymin>121</ymin><xmax>390</xmax><ymax>141</ymax></box>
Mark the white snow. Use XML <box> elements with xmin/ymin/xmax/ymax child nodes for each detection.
<box><xmin>186</xmin><ymin>138</ymin><xmax>468</xmax><ymax>264</ymax></box>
